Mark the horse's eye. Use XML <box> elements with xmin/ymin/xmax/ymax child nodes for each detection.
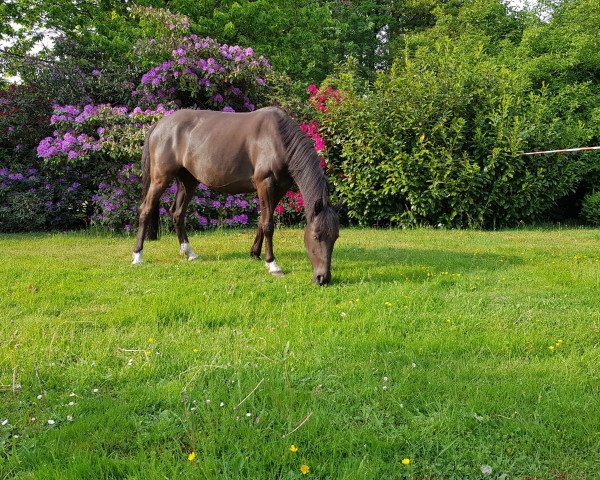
<box><xmin>314</xmin><ymin>235</ymin><xmax>320</xmax><ymax>241</ymax></box>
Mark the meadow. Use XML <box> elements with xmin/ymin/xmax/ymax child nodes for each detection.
<box><xmin>1</xmin><ymin>228</ymin><xmax>599</xmax><ymax>479</ymax></box>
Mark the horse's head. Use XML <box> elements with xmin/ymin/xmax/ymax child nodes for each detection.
<box><xmin>304</xmin><ymin>200</ymin><xmax>339</xmax><ymax>285</ymax></box>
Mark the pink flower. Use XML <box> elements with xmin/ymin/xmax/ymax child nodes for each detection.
<box><xmin>314</xmin><ymin>137</ymin><xmax>325</xmax><ymax>152</ymax></box>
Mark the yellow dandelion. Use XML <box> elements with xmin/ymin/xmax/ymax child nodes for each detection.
<box><xmin>300</xmin><ymin>464</ymin><xmax>310</xmax><ymax>475</ymax></box>
<box><xmin>548</xmin><ymin>345</ymin><xmax>555</xmax><ymax>351</ymax></box>
<box><xmin>193</xmin><ymin>348</ymin><xmax>199</xmax><ymax>353</ymax></box>
<box><xmin>188</xmin><ymin>451</ymin><xmax>196</xmax><ymax>462</ymax></box>
<box><xmin>145</xmin><ymin>350</ymin><xmax>152</xmax><ymax>356</ymax></box>
<box><xmin>148</xmin><ymin>337</ymin><xmax>154</xmax><ymax>343</ymax></box>
<box><xmin>402</xmin><ymin>458</ymin><xmax>411</xmax><ymax>465</ymax></box>
<box><xmin>289</xmin><ymin>444</ymin><xmax>298</xmax><ymax>453</ymax></box>
<box><xmin>384</xmin><ymin>302</ymin><xmax>392</xmax><ymax>307</ymax></box>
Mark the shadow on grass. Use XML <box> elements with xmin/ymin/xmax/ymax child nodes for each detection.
<box><xmin>329</xmin><ymin>246</ymin><xmax>523</xmax><ymax>285</ymax></box>
<box><xmin>189</xmin><ymin>244</ymin><xmax>522</xmax><ymax>286</ymax></box>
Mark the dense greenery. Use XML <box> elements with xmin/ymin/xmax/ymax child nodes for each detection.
<box><xmin>1</xmin><ymin>0</ymin><xmax>599</xmax><ymax>231</ymax></box>
<box><xmin>1</xmin><ymin>228</ymin><xmax>599</xmax><ymax>477</ymax></box>
<box><xmin>315</xmin><ymin>0</ymin><xmax>599</xmax><ymax>226</ymax></box>
<box><xmin>318</xmin><ymin>42</ymin><xmax>589</xmax><ymax>227</ymax></box>
<box><xmin>581</xmin><ymin>191</ymin><xmax>600</xmax><ymax>226</ymax></box>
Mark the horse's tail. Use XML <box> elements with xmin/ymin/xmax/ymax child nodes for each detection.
<box><xmin>141</xmin><ymin>124</ymin><xmax>160</xmax><ymax>240</ymax></box>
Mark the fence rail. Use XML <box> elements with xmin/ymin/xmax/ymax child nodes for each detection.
<box><xmin>522</xmin><ymin>146</ymin><xmax>600</xmax><ymax>156</ymax></box>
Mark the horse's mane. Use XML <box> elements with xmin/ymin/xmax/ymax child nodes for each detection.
<box><xmin>276</xmin><ymin>111</ymin><xmax>329</xmax><ymax>220</ymax></box>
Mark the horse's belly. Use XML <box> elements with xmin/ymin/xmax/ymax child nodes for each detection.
<box><xmin>205</xmin><ymin>177</ymin><xmax>256</xmax><ymax>194</ymax></box>
<box><xmin>184</xmin><ymin>156</ymin><xmax>256</xmax><ymax>194</ymax></box>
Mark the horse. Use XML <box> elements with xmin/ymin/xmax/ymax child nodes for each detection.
<box><xmin>132</xmin><ymin>107</ymin><xmax>339</xmax><ymax>285</ymax></box>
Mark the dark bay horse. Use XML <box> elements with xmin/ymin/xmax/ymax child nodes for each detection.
<box><xmin>132</xmin><ymin>107</ymin><xmax>339</xmax><ymax>285</ymax></box>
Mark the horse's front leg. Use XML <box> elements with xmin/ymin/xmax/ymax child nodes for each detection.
<box><xmin>250</xmin><ymin>227</ymin><xmax>263</xmax><ymax>259</ymax></box>
<box><xmin>255</xmin><ymin>176</ymin><xmax>284</xmax><ymax>276</ymax></box>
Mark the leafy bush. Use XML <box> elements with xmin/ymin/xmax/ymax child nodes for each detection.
<box><xmin>581</xmin><ymin>191</ymin><xmax>600</xmax><ymax>226</ymax></box>
<box><xmin>318</xmin><ymin>38</ymin><xmax>591</xmax><ymax>228</ymax></box>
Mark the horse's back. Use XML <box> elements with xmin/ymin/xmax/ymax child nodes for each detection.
<box><xmin>149</xmin><ymin>108</ymin><xmax>288</xmax><ymax>193</ymax></box>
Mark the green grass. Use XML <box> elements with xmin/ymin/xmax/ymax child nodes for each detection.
<box><xmin>1</xmin><ymin>228</ymin><xmax>599</xmax><ymax>479</ymax></box>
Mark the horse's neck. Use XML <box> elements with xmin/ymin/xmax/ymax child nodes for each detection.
<box><xmin>289</xmin><ymin>160</ymin><xmax>328</xmax><ymax>220</ymax></box>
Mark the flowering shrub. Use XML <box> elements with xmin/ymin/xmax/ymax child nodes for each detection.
<box><xmin>37</xmin><ymin>103</ymin><xmax>175</xmax><ymax>165</ymax></box>
<box><xmin>89</xmin><ymin>162</ymin><xmax>258</xmax><ymax>232</ymax></box>
<box><xmin>133</xmin><ymin>35</ymin><xmax>270</xmax><ymax>112</ymax></box>
<box><xmin>3</xmin><ymin>7</ymin><xmax>323</xmax><ymax>233</ymax></box>
<box><xmin>0</xmin><ymin>164</ymin><xmax>91</xmax><ymax>231</ymax></box>
<box><xmin>307</xmin><ymin>83</ymin><xmax>342</xmax><ymax>113</ymax></box>
<box><xmin>33</xmin><ymin>21</ymin><xmax>272</xmax><ymax>233</ymax></box>
<box><xmin>36</xmin><ymin>99</ymin><xmax>261</xmax><ymax>232</ymax></box>
<box><xmin>0</xmin><ymin>84</ymin><xmax>87</xmax><ymax>232</ymax></box>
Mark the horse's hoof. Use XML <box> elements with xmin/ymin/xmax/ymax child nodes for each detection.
<box><xmin>180</xmin><ymin>243</ymin><xmax>198</xmax><ymax>261</ymax></box>
<box><xmin>265</xmin><ymin>261</ymin><xmax>283</xmax><ymax>276</ymax></box>
<box><xmin>132</xmin><ymin>252</ymin><xmax>143</xmax><ymax>264</ymax></box>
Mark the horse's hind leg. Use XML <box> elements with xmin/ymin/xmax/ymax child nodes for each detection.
<box><xmin>171</xmin><ymin>170</ymin><xmax>199</xmax><ymax>261</ymax></box>
<box><xmin>132</xmin><ymin>175</ymin><xmax>173</xmax><ymax>264</ymax></box>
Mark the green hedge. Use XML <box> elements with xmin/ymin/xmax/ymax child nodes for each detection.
<box><xmin>319</xmin><ymin>37</ymin><xmax>594</xmax><ymax>228</ymax></box>
<box><xmin>581</xmin><ymin>191</ymin><xmax>600</xmax><ymax>226</ymax></box>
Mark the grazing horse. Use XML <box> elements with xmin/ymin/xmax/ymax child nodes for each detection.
<box><xmin>132</xmin><ymin>107</ymin><xmax>339</xmax><ymax>285</ymax></box>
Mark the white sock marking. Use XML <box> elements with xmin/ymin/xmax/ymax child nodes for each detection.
<box><xmin>265</xmin><ymin>260</ymin><xmax>283</xmax><ymax>275</ymax></box>
<box><xmin>132</xmin><ymin>251</ymin><xmax>143</xmax><ymax>264</ymax></box>
<box><xmin>180</xmin><ymin>242</ymin><xmax>198</xmax><ymax>261</ymax></box>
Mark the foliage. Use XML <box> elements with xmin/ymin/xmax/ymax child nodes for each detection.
<box><xmin>189</xmin><ymin>0</ymin><xmax>338</xmax><ymax>90</ymax></box>
<box><xmin>319</xmin><ymin>39</ymin><xmax>590</xmax><ymax>227</ymax></box>
<box><xmin>3</xmin><ymin>1</ymin><xmax>600</xmax><ymax>231</ymax></box>
<box><xmin>581</xmin><ymin>191</ymin><xmax>600</xmax><ymax>226</ymax></box>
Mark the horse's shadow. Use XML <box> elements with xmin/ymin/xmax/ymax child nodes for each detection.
<box><xmin>193</xmin><ymin>243</ymin><xmax>521</xmax><ymax>286</ymax></box>
<box><xmin>329</xmin><ymin>245</ymin><xmax>522</xmax><ymax>285</ymax></box>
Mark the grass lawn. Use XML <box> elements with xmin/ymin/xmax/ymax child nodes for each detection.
<box><xmin>1</xmin><ymin>227</ymin><xmax>599</xmax><ymax>479</ymax></box>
